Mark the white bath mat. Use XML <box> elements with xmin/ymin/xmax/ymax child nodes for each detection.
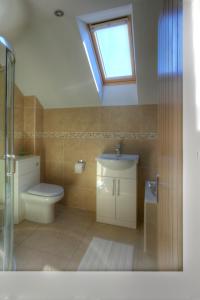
<box><xmin>78</xmin><ymin>237</ymin><xmax>134</xmax><ymax>271</ymax></box>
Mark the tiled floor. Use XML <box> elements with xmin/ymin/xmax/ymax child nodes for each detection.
<box><xmin>14</xmin><ymin>204</ymin><xmax>155</xmax><ymax>271</ymax></box>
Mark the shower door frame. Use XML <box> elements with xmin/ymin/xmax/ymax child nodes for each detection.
<box><xmin>0</xmin><ymin>36</ymin><xmax>15</xmax><ymax>271</ymax></box>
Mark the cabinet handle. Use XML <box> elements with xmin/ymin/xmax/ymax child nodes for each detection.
<box><xmin>118</xmin><ymin>179</ymin><xmax>120</xmax><ymax>196</ymax></box>
<box><xmin>112</xmin><ymin>179</ymin><xmax>115</xmax><ymax>196</ymax></box>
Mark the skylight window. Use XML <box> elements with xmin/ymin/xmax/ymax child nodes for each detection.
<box><xmin>89</xmin><ymin>17</ymin><xmax>136</xmax><ymax>84</ymax></box>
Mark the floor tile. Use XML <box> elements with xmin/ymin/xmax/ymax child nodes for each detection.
<box><xmin>15</xmin><ymin>245</ymin><xmax>69</xmax><ymax>271</ymax></box>
<box><xmin>14</xmin><ymin>205</ymin><xmax>151</xmax><ymax>271</ymax></box>
<box><xmin>14</xmin><ymin>220</ymin><xmax>39</xmax><ymax>246</ymax></box>
<box><xmin>19</xmin><ymin>229</ymin><xmax>81</xmax><ymax>260</ymax></box>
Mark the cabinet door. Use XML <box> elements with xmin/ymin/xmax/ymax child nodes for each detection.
<box><xmin>116</xmin><ymin>179</ymin><xmax>137</xmax><ymax>223</ymax></box>
<box><xmin>96</xmin><ymin>176</ymin><xmax>116</xmax><ymax>219</ymax></box>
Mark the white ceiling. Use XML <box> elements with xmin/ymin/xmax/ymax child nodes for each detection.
<box><xmin>0</xmin><ymin>0</ymin><xmax>163</xmax><ymax>108</ymax></box>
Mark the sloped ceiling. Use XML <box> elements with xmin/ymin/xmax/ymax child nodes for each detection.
<box><xmin>0</xmin><ymin>0</ymin><xmax>163</xmax><ymax>108</ymax></box>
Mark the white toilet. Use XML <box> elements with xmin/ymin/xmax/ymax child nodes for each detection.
<box><xmin>14</xmin><ymin>156</ymin><xmax>64</xmax><ymax>224</ymax></box>
<box><xmin>21</xmin><ymin>183</ymin><xmax>64</xmax><ymax>224</ymax></box>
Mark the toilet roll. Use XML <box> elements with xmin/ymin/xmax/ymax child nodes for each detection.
<box><xmin>74</xmin><ymin>160</ymin><xmax>86</xmax><ymax>174</ymax></box>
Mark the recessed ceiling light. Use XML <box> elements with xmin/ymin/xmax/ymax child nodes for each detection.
<box><xmin>54</xmin><ymin>10</ymin><xmax>64</xmax><ymax>17</ymax></box>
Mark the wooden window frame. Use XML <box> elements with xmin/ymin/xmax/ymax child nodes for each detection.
<box><xmin>88</xmin><ymin>16</ymin><xmax>136</xmax><ymax>85</ymax></box>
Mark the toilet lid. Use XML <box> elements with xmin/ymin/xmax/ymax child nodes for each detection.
<box><xmin>28</xmin><ymin>183</ymin><xmax>64</xmax><ymax>197</ymax></box>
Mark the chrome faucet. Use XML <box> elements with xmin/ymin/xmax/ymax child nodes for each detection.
<box><xmin>115</xmin><ymin>143</ymin><xmax>121</xmax><ymax>157</ymax></box>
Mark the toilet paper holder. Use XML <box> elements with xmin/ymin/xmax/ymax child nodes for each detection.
<box><xmin>77</xmin><ymin>160</ymin><xmax>85</xmax><ymax>164</ymax></box>
<box><xmin>74</xmin><ymin>160</ymin><xmax>86</xmax><ymax>174</ymax></box>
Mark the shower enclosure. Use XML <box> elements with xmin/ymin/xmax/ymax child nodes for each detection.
<box><xmin>0</xmin><ymin>36</ymin><xmax>15</xmax><ymax>271</ymax></box>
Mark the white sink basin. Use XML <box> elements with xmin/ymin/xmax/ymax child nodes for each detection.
<box><xmin>96</xmin><ymin>154</ymin><xmax>139</xmax><ymax>170</ymax></box>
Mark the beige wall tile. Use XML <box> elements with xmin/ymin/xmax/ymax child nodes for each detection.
<box><xmin>44</xmin><ymin>107</ymin><xmax>102</xmax><ymax>133</ymax></box>
<box><xmin>35</xmin><ymin>97</ymin><xmax>43</xmax><ymax>111</ymax></box>
<box><xmin>100</xmin><ymin>106</ymin><xmax>143</xmax><ymax>132</ymax></box>
<box><xmin>140</xmin><ymin>105</ymin><xmax>158</xmax><ymax>132</ymax></box>
<box><xmin>43</xmin><ymin>138</ymin><xmax>64</xmax><ymax>162</ymax></box>
<box><xmin>64</xmin><ymin>185</ymin><xmax>96</xmax><ymax>212</ymax></box>
<box><xmin>14</xmin><ymin>107</ymin><xmax>24</xmax><ymax>132</ymax></box>
<box><xmin>35</xmin><ymin>138</ymin><xmax>44</xmax><ymax>156</ymax></box>
<box><xmin>23</xmin><ymin>138</ymin><xmax>35</xmax><ymax>155</ymax></box>
<box><xmin>23</xmin><ymin>97</ymin><xmax>45</xmax><ymax>164</ymax></box>
<box><xmin>14</xmin><ymin>89</ymin><xmax>45</xmax><ymax>185</ymax></box>
<box><xmin>44</xmin><ymin>160</ymin><xmax>64</xmax><ymax>186</ymax></box>
<box><xmin>43</xmin><ymin>105</ymin><xmax>157</xmax><ymax>134</ymax></box>
<box><xmin>14</xmin><ymin>86</ymin><xmax>24</xmax><ymax>108</ymax></box>
<box><xmin>43</xmin><ymin>109</ymin><xmax>65</xmax><ymax>132</ymax></box>
<box><xmin>62</xmin><ymin>107</ymin><xmax>102</xmax><ymax>132</ymax></box>
<box><xmin>35</xmin><ymin>108</ymin><xmax>43</xmax><ymax>133</ymax></box>
<box><xmin>14</xmin><ymin>85</ymin><xmax>25</xmax><ymax>155</ymax></box>
<box><xmin>14</xmin><ymin>138</ymin><xmax>24</xmax><ymax>156</ymax></box>
<box><xmin>24</xmin><ymin>96</ymin><xmax>36</xmax><ymax>108</ymax></box>
<box><xmin>63</xmin><ymin>139</ymin><xmax>102</xmax><ymax>164</ymax></box>
<box><xmin>24</xmin><ymin>107</ymin><xmax>35</xmax><ymax>134</ymax></box>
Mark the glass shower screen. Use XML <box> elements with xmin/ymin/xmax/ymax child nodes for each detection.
<box><xmin>0</xmin><ymin>37</ymin><xmax>15</xmax><ymax>271</ymax></box>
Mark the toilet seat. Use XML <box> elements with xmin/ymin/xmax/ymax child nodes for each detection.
<box><xmin>28</xmin><ymin>183</ymin><xmax>64</xmax><ymax>197</ymax></box>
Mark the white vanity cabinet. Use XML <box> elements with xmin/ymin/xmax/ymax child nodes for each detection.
<box><xmin>96</xmin><ymin>177</ymin><xmax>116</xmax><ymax>220</ymax></box>
<box><xmin>116</xmin><ymin>178</ymin><xmax>137</xmax><ymax>225</ymax></box>
<box><xmin>96</xmin><ymin>154</ymin><xmax>138</xmax><ymax>229</ymax></box>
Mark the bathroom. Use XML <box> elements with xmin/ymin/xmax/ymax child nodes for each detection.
<box><xmin>0</xmin><ymin>0</ymin><xmax>182</xmax><ymax>272</ymax></box>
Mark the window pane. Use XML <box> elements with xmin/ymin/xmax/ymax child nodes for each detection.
<box><xmin>94</xmin><ymin>23</ymin><xmax>132</xmax><ymax>79</ymax></box>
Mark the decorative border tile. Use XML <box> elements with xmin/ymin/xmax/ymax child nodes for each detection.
<box><xmin>21</xmin><ymin>131</ymin><xmax>158</xmax><ymax>140</ymax></box>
